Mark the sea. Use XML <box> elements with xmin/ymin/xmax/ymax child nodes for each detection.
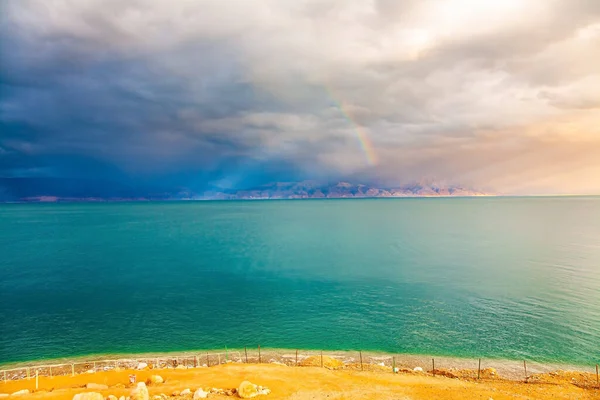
<box><xmin>1</xmin><ymin>197</ymin><xmax>599</xmax><ymax>366</ymax></box>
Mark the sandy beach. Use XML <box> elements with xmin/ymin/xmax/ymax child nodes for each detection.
<box><xmin>2</xmin><ymin>356</ymin><xmax>599</xmax><ymax>400</ymax></box>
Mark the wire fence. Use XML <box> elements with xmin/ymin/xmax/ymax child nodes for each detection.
<box><xmin>1</xmin><ymin>348</ymin><xmax>599</xmax><ymax>390</ymax></box>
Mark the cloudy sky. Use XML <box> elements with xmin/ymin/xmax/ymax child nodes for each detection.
<box><xmin>1</xmin><ymin>0</ymin><xmax>600</xmax><ymax>197</ymax></box>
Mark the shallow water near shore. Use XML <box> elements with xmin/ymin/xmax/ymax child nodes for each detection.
<box><xmin>1</xmin><ymin>197</ymin><xmax>599</xmax><ymax>365</ymax></box>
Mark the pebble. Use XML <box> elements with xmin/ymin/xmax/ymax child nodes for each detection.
<box><xmin>192</xmin><ymin>389</ymin><xmax>208</xmax><ymax>399</ymax></box>
<box><xmin>11</xmin><ymin>390</ymin><xmax>30</xmax><ymax>397</ymax></box>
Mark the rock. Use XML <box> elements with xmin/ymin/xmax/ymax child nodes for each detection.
<box><xmin>159</xmin><ymin>394</ymin><xmax>167</xmax><ymax>400</ymax></box>
<box><xmin>180</xmin><ymin>389</ymin><xmax>191</xmax><ymax>396</ymax></box>
<box><xmin>119</xmin><ymin>397</ymin><xmax>125</xmax><ymax>400</ymax></box>
<box><xmin>11</xmin><ymin>390</ymin><xmax>30</xmax><ymax>396</ymax></box>
<box><xmin>73</xmin><ymin>393</ymin><xmax>104</xmax><ymax>400</ymax></box>
<box><xmin>192</xmin><ymin>389</ymin><xmax>208</xmax><ymax>399</ymax></box>
<box><xmin>480</xmin><ymin>368</ymin><xmax>497</xmax><ymax>378</ymax></box>
<box><xmin>257</xmin><ymin>388</ymin><xmax>271</xmax><ymax>396</ymax></box>
<box><xmin>137</xmin><ymin>363</ymin><xmax>148</xmax><ymax>370</ymax></box>
<box><xmin>393</xmin><ymin>367</ymin><xmax>399</xmax><ymax>373</ymax></box>
<box><xmin>171</xmin><ymin>392</ymin><xmax>180</xmax><ymax>397</ymax></box>
<box><xmin>130</xmin><ymin>383</ymin><xmax>149</xmax><ymax>400</ymax></box>
<box><xmin>86</xmin><ymin>384</ymin><xmax>108</xmax><ymax>390</ymax></box>
<box><xmin>413</xmin><ymin>367</ymin><xmax>423</xmax><ymax>372</ymax></box>
<box><xmin>147</xmin><ymin>375</ymin><xmax>164</xmax><ymax>385</ymax></box>
<box><xmin>237</xmin><ymin>381</ymin><xmax>258</xmax><ymax>399</ymax></box>
<box><xmin>152</xmin><ymin>396</ymin><xmax>162</xmax><ymax>400</ymax></box>
<box><xmin>107</xmin><ymin>395</ymin><xmax>118</xmax><ymax>400</ymax></box>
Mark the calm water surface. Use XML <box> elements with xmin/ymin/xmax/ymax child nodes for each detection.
<box><xmin>1</xmin><ymin>197</ymin><xmax>599</xmax><ymax>364</ymax></box>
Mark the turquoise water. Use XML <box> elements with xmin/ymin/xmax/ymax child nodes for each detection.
<box><xmin>1</xmin><ymin>198</ymin><xmax>599</xmax><ymax>365</ymax></box>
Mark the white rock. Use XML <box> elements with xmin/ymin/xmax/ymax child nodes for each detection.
<box><xmin>180</xmin><ymin>389</ymin><xmax>191</xmax><ymax>396</ymax></box>
<box><xmin>86</xmin><ymin>384</ymin><xmax>108</xmax><ymax>390</ymax></box>
<box><xmin>393</xmin><ymin>367</ymin><xmax>399</xmax><ymax>373</ymax></box>
<box><xmin>119</xmin><ymin>396</ymin><xmax>126</xmax><ymax>400</ymax></box>
<box><xmin>130</xmin><ymin>382</ymin><xmax>149</xmax><ymax>400</ymax></box>
<box><xmin>257</xmin><ymin>388</ymin><xmax>271</xmax><ymax>396</ymax></box>
<box><xmin>147</xmin><ymin>375</ymin><xmax>164</xmax><ymax>385</ymax></box>
<box><xmin>378</xmin><ymin>362</ymin><xmax>385</xmax><ymax>367</ymax></box>
<box><xmin>11</xmin><ymin>390</ymin><xmax>30</xmax><ymax>397</ymax></box>
<box><xmin>413</xmin><ymin>367</ymin><xmax>423</xmax><ymax>372</ymax></box>
<box><xmin>192</xmin><ymin>389</ymin><xmax>208</xmax><ymax>399</ymax></box>
<box><xmin>137</xmin><ymin>363</ymin><xmax>148</xmax><ymax>370</ymax></box>
<box><xmin>107</xmin><ymin>395</ymin><xmax>118</xmax><ymax>400</ymax></box>
<box><xmin>73</xmin><ymin>393</ymin><xmax>104</xmax><ymax>400</ymax></box>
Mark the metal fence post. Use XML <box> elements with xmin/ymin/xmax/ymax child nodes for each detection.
<box><xmin>359</xmin><ymin>351</ymin><xmax>363</xmax><ymax>371</ymax></box>
<box><xmin>478</xmin><ymin>359</ymin><xmax>481</xmax><ymax>379</ymax></box>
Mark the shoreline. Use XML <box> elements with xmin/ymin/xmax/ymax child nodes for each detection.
<box><xmin>2</xmin><ymin>348</ymin><xmax>597</xmax><ymax>381</ymax></box>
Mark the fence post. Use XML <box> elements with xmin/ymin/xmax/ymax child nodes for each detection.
<box><xmin>194</xmin><ymin>356</ymin><xmax>197</xmax><ymax>368</ymax></box>
<box><xmin>432</xmin><ymin>359</ymin><xmax>435</xmax><ymax>376</ymax></box>
<box><xmin>596</xmin><ymin>364</ymin><xmax>598</xmax><ymax>389</ymax></box>
<box><xmin>392</xmin><ymin>357</ymin><xmax>396</xmax><ymax>373</ymax></box>
<box><xmin>49</xmin><ymin>366</ymin><xmax>52</xmax><ymax>378</ymax></box>
<box><xmin>93</xmin><ymin>362</ymin><xmax>96</xmax><ymax>373</ymax></box>
<box><xmin>207</xmin><ymin>352</ymin><xmax>210</xmax><ymax>367</ymax></box>
<box><xmin>244</xmin><ymin>347</ymin><xmax>248</xmax><ymax>363</ymax></box>
<box><xmin>35</xmin><ymin>369</ymin><xmax>38</xmax><ymax>390</ymax></box>
<box><xmin>218</xmin><ymin>353</ymin><xmax>221</xmax><ymax>365</ymax></box>
<box><xmin>359</xmin><ymin>351</ymin><xmax>363</xmax><ymax>371</ymax></box>
<box><xmin>226</xmin><ymin>346</ymin><xmax>228</xmax><ymax>362</ymax></box>
<box><xmin>27</xmin><ymin>367</ymin><xmax>30</xmax><ymax>380</ymax></box>
<box><xmin>295</xmin><ymin>350</ymin><xmax>298</xmax><ymax>366</ymax></box>
<box><xmin>4</xmin><ymin>370</ymin><xmax>6</xmax><ymax>382</ymax></box>
<box><xmin>258</xmin><ymin>345</ymin><xmax>261</xmax><ymax>364</ymax></box>
<box><xmin>478</xmin><ymin>358</ymin><xmax>481</xmax><ymax>379</ymax></box>
<box><xmin>72</xmin><ymin>364</ymin><xmax>75</xmax><ymax>377</ymax></box>
<box><xmin>523</xmin><ymin>360</ymin><xmax>527</xmax><ymax>382</ymax></box>
<box><xmin>320</xmin><ymin>351</ymin><xmax>323</xmax><ymax>368</ymax></box>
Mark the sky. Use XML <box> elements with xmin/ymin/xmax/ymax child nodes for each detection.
<box><xmin>1</xmin><ymin>0</ymin><xmax>600</xmax><ymax>197</ymax></box>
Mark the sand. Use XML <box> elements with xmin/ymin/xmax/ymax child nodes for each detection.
<box><xmin>1</xmin><ymin>362</ymin><xmax>599</xmax><ymax>400</ymax></box>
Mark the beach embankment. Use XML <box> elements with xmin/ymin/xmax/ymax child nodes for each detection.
<box><xmin>1</xmin><ymin>350</ymin><xmax>599</xmax><ymax>399</ymax></box>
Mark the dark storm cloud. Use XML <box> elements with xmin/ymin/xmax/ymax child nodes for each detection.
<box><xmin>1</xmin><ymin>0</ymin><xmax>600</xmax><ymax>197</ymax></box>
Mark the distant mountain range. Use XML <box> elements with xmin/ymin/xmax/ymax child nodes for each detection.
<box><xmin>199</xmin><ymin>181</ymin><xmax>491</xmax><ymax>200</ymax></box>
<box><xmin>0</xmin><ymin>178</ymin><xmax>492</xmax><ymax>202</ymax></box>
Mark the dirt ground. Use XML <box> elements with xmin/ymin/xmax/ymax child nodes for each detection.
<box><xmin>1</xmin><ymin>362</ymin><xmax>599</xmax><ymax>400</ymax></box>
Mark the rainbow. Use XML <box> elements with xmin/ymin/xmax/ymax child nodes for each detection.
<box><xmin>325</xmin><ymin>87</ymin><xmax>378</xmax><ymax>166</ymax></box>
